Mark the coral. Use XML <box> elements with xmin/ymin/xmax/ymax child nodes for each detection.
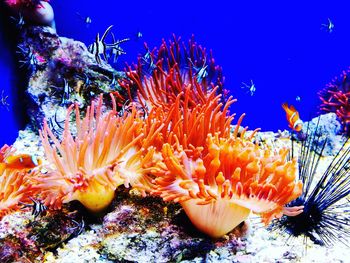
<box><xmin>152</xmin><ymin>131</ymin><xmax>302</xmax><ymax>238</ymax></box>
<box><xmin>119</xmin><ymin>35</ymin><xmax>228</xmax><ymax>112</ymax></box>
<box><xmin>31</xmin><ymin>95</ymin><xmax>156</xmax><ymax>213</ymax></box>
<box><xmin>319</xmin><ymin>70</ymin><xmax>350</xmax><ymax>134</ymax></box>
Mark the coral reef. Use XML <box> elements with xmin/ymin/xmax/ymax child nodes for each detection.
<box><xmin>319</xmin><ymin>69</ymin><xmax>350</xmax><ymax>135</ymax></box>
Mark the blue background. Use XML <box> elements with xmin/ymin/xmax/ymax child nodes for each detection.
<box><xmin>1</xmin><ymin>0</ymin><xmax>349</xmax><ymax>145</ymax></box>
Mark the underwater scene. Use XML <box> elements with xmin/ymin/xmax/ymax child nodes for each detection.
<box><xmin>0</xmin><ymin>1</ymin><xmax>350</xmax><ymax>262</ymax></box>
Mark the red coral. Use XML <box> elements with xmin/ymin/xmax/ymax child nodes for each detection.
<box><xmin>119</xmin><ymin>35</ymin><xmax>228</xmax><ymax>112</ymax></box>
<box><xmin>319</xmin><ymin>70</ymin><xmax>350</xmax><ymax>134</ymax></box>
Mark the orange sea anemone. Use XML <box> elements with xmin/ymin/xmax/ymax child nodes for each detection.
<box><xmin>0</xmin><ymin>145</ymin><xmax>36</xmax><ymax>219</ymax></box>
<box><xmin>152</xmin><ymin>132</ymin><xmax>302</xmax><ymax>238</ymax></box>
<box><xmin>32</xmin><ymin>95</ymin><xmax>156</xmax><ymax>213</ymax></box>
<box><xmin>142</xmin><ymin>86</ymin><xmax>235</xmax><ymax>158</ymax></box>
<box><xmin>0</xmin><ymin>164</ymin><xmax>33</xmax><ymax>219</ymax></box>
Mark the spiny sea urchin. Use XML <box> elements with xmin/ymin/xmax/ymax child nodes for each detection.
<box><xmin>270</xmin><ymin>120</ymin><xmax>350</xmax><ymax>246</ymax></box>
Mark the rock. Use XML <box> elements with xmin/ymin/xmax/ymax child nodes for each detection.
<box><xmin>17</xmin><ymin>25</ymin><xmax>127</xmax><ymax>136</ymax></box>
<box><xmin>298</xmin><ymin>113</ymin><xmax>346</xmax><ymax>156</ymax></box>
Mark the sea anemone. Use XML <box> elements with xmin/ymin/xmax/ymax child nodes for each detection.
<box><xmin>0</xmin><ymin>165</ymin><xmax>32</xmax><ymax>219</ymax></box>
<box><xmin>270</xmin><ymin>122</ymin><xmax>350</xmax><ymax>246</ymax></box>
<box><xmin>143</xmin><ymin>86</ymin><xmax>235</xmax><ymax>157</ymax></box>
<box><xmin>152</xmin><ymin>131</ymin><xmax>302</xmax><ymax>238</ymax></box>
<box><xmin>119</xmin><ymin>35</ymin><xmax>227</xmax><ymax>112</ymax></box>
<box><xmin>319</xmin><ymin>70</ymin><xmax>350</xmax><ymax>134</ymax></box>
<box><xmin>0</xmin><ymin>145</ymin><xmax>36</xmax><ymax>219</ymax></box>
<box><xmin>32</xmin><ymin>95</ymin><xmax>157</xmax><ymax>213</ymax></box>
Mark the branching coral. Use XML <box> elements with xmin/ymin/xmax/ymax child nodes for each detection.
<box><xmin>152</xmin><ymin>132</ymin><xmax>302</xmax><ymax>238</ymax></box>
<box><xmin>319</xmin><ymin>70</ymin><xmax>350</xmax><ymax>134</ymax></box>
<box><xmin>32</xmin><ymin>95</ymin><xmax>158</xmax><ymax>213</ymax></box>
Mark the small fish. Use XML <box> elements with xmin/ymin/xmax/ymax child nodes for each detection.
<box><xmin>76</xmin><ymin>12</ymin><xmax>92</xmax><ymax>27</ymax></box>
<box><xmin>108</xmin><ymin>32</ymin><xmax>129</xmax><ymax>64</ymax></box>
<box><xmin>141</xmin><ymin>48</ymin><xmax>157</xmax><ymax>74</ymax></box>
<box><xmin>295</xmin><ymin>96</ymin><xmax>301</xmax><ymax>102</ymax></box>
<box><xmin>282</xmin><ymin>103</ymin><xmax>303</xmax><ymax>132</ymax></box>
<box><xmin>241</xmin><ymin>80</ymin><xmax>256</xmax><ymax>96</ymax></box>
<box><xmin>10</xmin><ymin>13</ymin><xmax>25</xmax><ymax>29</ymax></box>
<box><xmin>136</xmin><ymin>31</ymin><xmax>143</xmax><ymax>39</ymax></box>
<box><xmin>4</xmin><ymin>154</ymin><xmax>41</xmax><ymax>169</ymax></box>
<box><xmin>321</xmin><ymin>18</ymin><xmax>334</xmax><ymax>33</ymax></box>
<box><xmin>0</xmin><ymin>90</ymin><xmax>10</xmax><ymax>111</ymax></box>
<box><xmin>188</xmin><ymin>58</ymin><xmax>208</xmax><ymax>83</ymax></box>
<box><xmin>88</xmin><ymin>25</ymin><xmax>114</xmax><ymax>64</ymax></box>
<box><xmin>20</xmin><ymin>197</ymin><xmax>47</xmax><ymax>218</ymax></box>
<box><xmin>89</xmin><ymin>25</ymin><xmax>129</xmax><ymax>64</ymax></box>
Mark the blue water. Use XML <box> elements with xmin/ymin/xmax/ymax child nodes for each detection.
<box><xmin>1</xmin><ymin>0</ymin><xmax>350</xmax><ymax>146</ymax></box>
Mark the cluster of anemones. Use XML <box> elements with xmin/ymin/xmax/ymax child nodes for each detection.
<box><xmin>0</xmin><ymin>36</ymin><xmax>303</xmax><ymax>239</ymax></box>
<box><xmin>319</xmin><ymin>69</ymin><xmax>350</xmax><ymax>134</ymax></box>
<box><xmin>119</xmin><ymin>36</ymin><xmax>302</xmax><ymax>237</ymax></box>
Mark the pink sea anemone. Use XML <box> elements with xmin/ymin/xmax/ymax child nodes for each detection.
<box><xmin>31</xmin><ymin>95</ymin><xmax>158</xmax><ymax>213</ymax></box>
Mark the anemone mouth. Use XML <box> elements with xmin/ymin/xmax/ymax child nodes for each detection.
<box><xmin>181</xmin><ymin>198</ymin><xmax>251</xmax><ymax>238</ymax></box>
<box><xmin>75</xmin><ymin>183</ymin><xmax>116</xmax><ymax>213</ymax></box>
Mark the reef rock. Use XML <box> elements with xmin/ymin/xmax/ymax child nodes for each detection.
<box><xmin>17</xmin><ymin>25</ymin><xmax>126</xmax><ymax>135</ymax></box>
<box><xmin>299</xmin><ymin>113</ymin><xmax>346</xmax><ymax>156</ymax></box>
